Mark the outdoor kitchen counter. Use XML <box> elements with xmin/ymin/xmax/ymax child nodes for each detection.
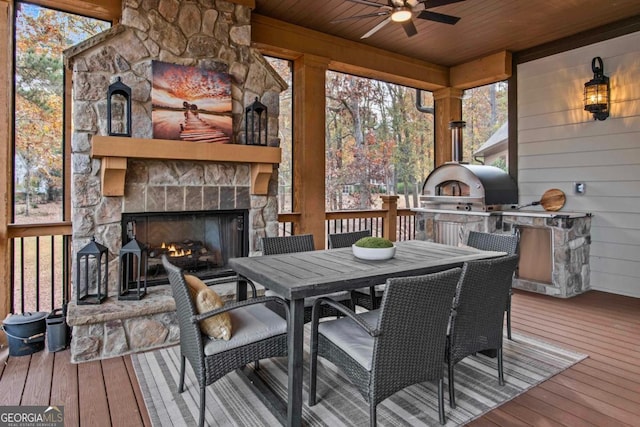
<box><xmin>412</xmin><ymin>207</ymin><xmax>590</xmax><ymax>218</ymax></box>
<box><xmin>412</xmin><ymin>208</ymin><xmax>592</xmax><ymax>298</ymax></box>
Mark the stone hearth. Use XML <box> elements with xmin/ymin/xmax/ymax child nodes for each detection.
<box><xmin>65</xmin><ymin>0</ymin><xmax>286</xmax><ymax>362</ymax></box>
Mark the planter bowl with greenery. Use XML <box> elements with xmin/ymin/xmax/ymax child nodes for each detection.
<box><xmin>352</xmin><ymin>237</ymin><xmax>396</xmax><ymax>260</ymax></box>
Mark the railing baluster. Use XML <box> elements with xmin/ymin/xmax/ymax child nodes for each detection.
<box><xmin>20</xmin><ymin>237</ymin><xmax>25</xmax><ymax>313</ymax></box>
<box><xmin>63</xmin><ymin>235</ymin><xmax>70</xmax><ymax>312</ymax></box>
<box><xmin>51</xmin><ymin>235</ymin><xmax>56</xmax><ymax>310</ymax></box>
<box><xmin>36</xmin><ymin>236</ymin><xmax>40</xmax><ymax>311</ymax></box>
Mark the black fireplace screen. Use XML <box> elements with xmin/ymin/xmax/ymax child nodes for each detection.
<box><xmin>122</xmin><ymin>209</ymin><xmax>248</xmax><ymax>285</ymax></box>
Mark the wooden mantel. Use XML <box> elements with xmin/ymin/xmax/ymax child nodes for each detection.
<box><xmin>90</xmin><ymin>136</ymin><xmax>281</xmax><ymax>196</ymax></box>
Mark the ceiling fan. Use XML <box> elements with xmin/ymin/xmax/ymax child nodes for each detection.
<box><xmin>333</xmin><ymin>0</ymin><xmax>465</xmax><ymax>39</ymax></box>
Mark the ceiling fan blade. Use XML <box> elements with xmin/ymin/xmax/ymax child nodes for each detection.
<box><xmin>331</xmin><ymin>11</ymin><xmax>390</xmax><ymax>23</ymax></box>
<box><xmin>402</xmin><ymin>20</ymin><xmax>418</xmax><ymax>37</ymax></box>
<box><xmin>417</xmin><ymin>10</ymin><xmax>461</xmax><ymax>25</ymax></box>
<box><xmin>361</xmin><ymin>17</ymin><xmax>391</xmax><ymax>39</ymax></box>
<box><xmin>421</xmin><ymin>0</ymin><xmax>465</xmax><ymax>9</ymax></box>
<box><xmin>346</xmin><ymin>0</ymin><xmax>389</xmax><ymax>7</ymax></box>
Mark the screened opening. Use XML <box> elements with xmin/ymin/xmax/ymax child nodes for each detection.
<box><xmin>13</xmin><ymin>2</ymin><xmax>109</xmax><ymax>224</ymax></box>
<box><xmin>462</xmin><ymin>81</ymin><xmax>509</xmax><ymax>170</ymax></box>
<box><xmin>325</xmin><ymin>71</ymin><xmax>435</xmax><ymax>211</ymax></box>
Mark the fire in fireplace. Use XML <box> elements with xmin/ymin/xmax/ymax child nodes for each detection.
<box><xmin>121</xmin><ymin>209</ymin><xmax>248</xmax><ymax>285</ymax></box>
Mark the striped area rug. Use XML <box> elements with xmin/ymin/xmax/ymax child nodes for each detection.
<box><xmin>132</xmin><ymin>331</ymin><xmax>586</xmax><ymax>426</ymax></box>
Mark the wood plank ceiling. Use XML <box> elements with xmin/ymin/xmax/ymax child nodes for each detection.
<box><xmin>253</xmin><ymin>0</ymin><xmax>640</xmax><ymax>66</ymax></box>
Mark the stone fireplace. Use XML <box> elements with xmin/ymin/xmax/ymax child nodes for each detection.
<box><xmin>65</xmin><ymin>0</ymin><xmax>286</xmax><ymax>362</ymax></box>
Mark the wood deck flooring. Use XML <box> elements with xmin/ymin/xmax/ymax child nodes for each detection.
<box><xmin>0</xmin><ymin>289</ymin><xmax>637</xmax><ymax>426</ymax></box>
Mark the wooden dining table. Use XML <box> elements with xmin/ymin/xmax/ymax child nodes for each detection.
<box><xmin>229</xmin><ymin>239</ymin><xmax>506</xmax><ymax>427</ymax></box>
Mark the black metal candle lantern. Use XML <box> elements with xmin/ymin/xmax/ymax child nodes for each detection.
<box><xmin>245</xmin><ymin>97</ymin><xmax>268</xmax><ymax>145</ymax></box>
<box><xmin>118</xmin><ymin>238</ymin><xmax>148</xmax><ymax>300</ymax></box>
<box><xmin>107</xmin><ymin>77</ymin><xmax>132</xmax><ymax>136</ymax></box>
<box><xmin>76</xmin><ymin>237</ymin><xmax>108</xmax><ymax>305</ymax></box>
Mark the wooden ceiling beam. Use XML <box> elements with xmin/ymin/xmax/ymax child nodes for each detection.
<box><xmin>251</xmin><ymin>14</ymin><xmax>449</xmax><ymax>91</ymax></box>
<box><xmin>450</xmin><ymin>50</ymin><xmax>512</xmax><ymax>90</ymax></box>
<box><xmin>26</xmin><ymin>0</ymin><xmax>121</xmax><ymax>22</ymax></box>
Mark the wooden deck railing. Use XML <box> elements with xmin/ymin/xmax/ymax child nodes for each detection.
<box><xmin>278</xmin><ymin>196</ymin><xmax>416</xmax><ymax>245</ymax></box>
<box><xmin>7</xmin><ymin>223</ymin><xmax>72</xmax><ymax>314</ymax></box>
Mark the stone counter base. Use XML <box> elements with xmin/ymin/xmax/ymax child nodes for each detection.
<box><xmin>67</xmin><ymin>283</ymin><xmax>240</xmax><ymax>363</ymax></box>
<box><xmin>415</xmin><ymin>210</ymin><xmax>591</xmax><ymax>298</ymax></box>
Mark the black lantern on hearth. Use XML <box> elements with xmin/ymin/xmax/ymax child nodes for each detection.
<box><xmin>107</xmin><ymin>77</ymin><xmax>132</xmax><ymax>136</ymax></box>
<box><xmin>245</xmin><ymin>97</ymin><xmax>268</xmax><ymax>145</ymax></box>
<box><xmin>118</xmin><ymin>238</ymin><xmax>148</xmax><ymax>300</ymax></box>
<box><xmin>76</xmin><ymin>237</ymin><xmax>108</xmax><ymax>305</ymax></box>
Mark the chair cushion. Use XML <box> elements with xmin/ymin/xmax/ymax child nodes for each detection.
<box><xmin>354</xmin><ymin>284</ymin><xmax>386</xmax><ymax>296</ymax></box>
<box><xmin>203</xmin><ymin>304</ymin><xmax>287</xmax><ymax>356</ymax></box>
<box><xmin>184</xmin><ymin>274</ymin><xmax>232</xmax><ymax>341</ymax></box>
<box><xmin>318</xmin><ymin>310</ymin><xmax>379</xmax><ymax>371</ymax></box>
<box><xmin>265</xmin><ymin>289</ymin><xmax>352</xmax><ymax>306</ymax></box>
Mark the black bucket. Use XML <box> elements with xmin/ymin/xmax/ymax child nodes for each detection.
<box><xmin>46</xmin><ymin>309</ymin><xmax>68</xmax><ymax>352</ymax></box>
<box><xmin>2</xmin><ymin>312</ymin><xmax>47</xmax><ymax>356</ymax></box>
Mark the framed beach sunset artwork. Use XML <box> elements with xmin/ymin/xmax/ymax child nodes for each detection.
<box><xmin>151</xmin><ymin>61</ymin><xmax>232</xmax><ymax>143</ymax></box>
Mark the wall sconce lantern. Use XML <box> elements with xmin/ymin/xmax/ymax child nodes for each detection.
<box><xmin>584</xmin><ymin>57</ymin><xmax>610</xmax><ymax>121</ymax></box>
<box><xmin>107</xmin><ymin>77</ymin><xmax>132</xmax><ymax>136</ymax></box>
<box><xmin>76</xmin><ymin>237</ymin><xmax>109</xmax><ymax>305</ymax></box>
<box><xmin>118</xmin><ymin>238</ymin><xmax>148</xmax><ymax>300</ymax></box>
<box><xmin>245</xmin><ymin>97</ymin><xmax>268</xmax><ymax>145</ymax></box>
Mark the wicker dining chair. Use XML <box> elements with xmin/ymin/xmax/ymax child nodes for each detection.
<box><xmin>309</xmin><ymin>268</ymin><xmax>462</xmax><ymax>426</ymax></box>
<box><xmin>466</xmin><ymin>231</ymin><xmax>519</xmax><ymax>340</ymax></box>
<box><xmin>162</xmin><ymin>255</ymin><xmax>289</xmax><ymax>427</ymax></box>
<box><xmin>328</xmin><ymin>230</ymin><xmax>385</xmax><ymax>310</ymax></box>
<box><xmin>262</xmin><ymin>234</ymin><xmax>354</xmax><ymax>323</ymax></box>
<box><xmin>446</xmin><ymin>254</ymin><xmax>520</xmax><ymax>409</ymax></box>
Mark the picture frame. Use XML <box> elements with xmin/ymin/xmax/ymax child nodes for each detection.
<box><xmin>151</xmin><ymin>61</ymin><xmax>232</xmax><ymax>143</ymax></box>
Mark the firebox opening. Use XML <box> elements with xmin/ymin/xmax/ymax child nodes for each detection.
<box><xmin>436</xmin><ymin>180</ymin><xmax>470</xmax><ymax>197</ymax></box>
<box><xmin>122</xmin><ymin>209</ymin><xmax>248</xmax><ymax>286</ymax></box>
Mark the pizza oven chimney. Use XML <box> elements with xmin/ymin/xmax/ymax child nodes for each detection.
<box><xmin>450</xmin><ymin>120</ymin><xmax>466</xmax><ymax>162</ymax></box>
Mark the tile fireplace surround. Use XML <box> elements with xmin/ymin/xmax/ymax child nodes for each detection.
<box><xmin>65</xmin><ymin>0</ymin><xmax>286</xmax><ymax>362</ymax></box>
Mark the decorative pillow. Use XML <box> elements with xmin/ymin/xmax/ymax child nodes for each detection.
<box><xmin>184</xmin><ymin>274</ymin><xmax>232</xmax><ymax>341</ymax></box>
<box><xmin>184</xmin><ymin>274</ymin><xmax>208</xmax><ymax>299</ymax></box>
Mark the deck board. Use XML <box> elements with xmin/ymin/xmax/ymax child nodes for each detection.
<box><xmin>21</xmin><ymin>350</ymin><xmax>53</xmax><ymax>405</ymax></box>
<box><xmin>538</xmin><ymin>380</ymin><xmax>638</xmax><ymax>425</ymax></box>
<box><xmin>525</xmin><ymin>386</ymin><xmax>621</xmax><ymax>426</ymax></box>
<box><xmin>0</xmin><ymin>289</ymin><xmax>637</xmax><ymax>426</ymax></box>
<box><xmin>0</xmin><ymin>354</ymin><xmax>29</xmax><ymax>405</ymax></box>
<box><xmin>124</xmin><ymin>355</ymin><xmax>153</xmax><ymax>427</ymax></box>
<box><xmin>496</xmin><ymin>400</ymin><xmax>565</xmax><ymax>426</ymax></box>
<box><xmin>510</xmin><ymin>392</ymin><xmax>600</xmax><ymax>427</ymax></box>
<box><xmin>78</xmin><ymin>360</ymin><xmax>111</xmax><ymax>426</ymax></box>
<box><xmin>102</xmin><ymin>357</ymin><xmax>146</xmax><ymax>427</ymax></box>
<box><xmin>51</xmin><ymin>350</ymin><xmax>79</xmax><ymax>427</ymax></box>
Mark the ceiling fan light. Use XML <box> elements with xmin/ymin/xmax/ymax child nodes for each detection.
<box><xmin>391</xmin><ymin>7</ymin><xmax>412</xmax><ymax>22</ymax></box>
